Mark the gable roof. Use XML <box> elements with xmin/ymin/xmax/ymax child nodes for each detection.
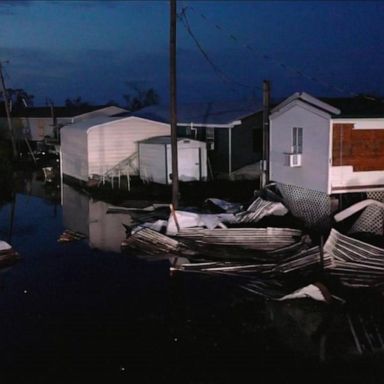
<box><xmin>61</xmin><ymin>115</ymin><xmax>170</xmax><ymax>134</ymax></box>
<box><xmin>0</xmin><ymin>104</ymin><xmax>127</xmax><ymax>118</ymax></box>
<box><xmin>271</xmin><ymin>91</ymin><xmax>384</xmax><ymax>119</ymax></box>
<box><xmin>133</xmin><ymin>100</ymin><xmax>262</xmax><ymax>127</ymax></box>
<box><xmin>271</xmin><ymin>92</ymin><xmax>341</xmax><ymax>116</ymax></box>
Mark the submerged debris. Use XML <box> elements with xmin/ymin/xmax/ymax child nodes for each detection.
<box><xmin>58</xmin><ymin>229</ymin><xmax>87</xmax><ymax>243</ymax></box>
<box><xmin>0</xmin><ymin>240</ymin><xmax>20</xmax><ymax>269</ymax></box>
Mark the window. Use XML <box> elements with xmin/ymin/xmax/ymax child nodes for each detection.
<box><xmin>206</xmin><ymin>127</ymin><xmax>215</xmax><ymax>141</ymax></box>
<box><xmin>292</xmin><ymin>127</ymin><xmax>303</xmax><ymax>153</ymax></box>
<box><xmin>205</xmin><ymin>127</ymin><xmax>215</xmax><ymax>151</ymax></box>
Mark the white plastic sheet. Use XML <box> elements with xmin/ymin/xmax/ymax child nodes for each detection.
<box><xmin>166</xmin><ymin>210</ymin><xmax>236</xmax><ymax>235</ymax></box>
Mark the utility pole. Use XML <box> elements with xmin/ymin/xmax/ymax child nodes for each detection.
<box><xmin>261</xmin><ymin>80</ymin><xmax>271</xmax><ymax>188</ymax></box>
<box><xmin>170</xmin><ymin>0</ymin><xmax>179</xmax><ymax>209</ymax></box>
<box><xmin>0</xmin><ymin>62</ymin><xmax>17</xmax><ymax>160</ymax></box>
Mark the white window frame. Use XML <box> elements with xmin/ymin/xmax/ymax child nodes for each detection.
<box><xmin>291</xmin><ymin>127</ymin><xmax>303</xmax><ymax>154</ymax></box>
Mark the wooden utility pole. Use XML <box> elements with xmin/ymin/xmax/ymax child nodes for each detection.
<box><xmin>0</xmin><ymin>63</ymin><xmax>17</xmax><ymax>159</ymax></box>
<box><xmin>170</xmin><ymin>0</ymin><xmax>179</xmax><ymax>208</ymax></box>
<box><xmin>261</xmin><ymin>80</ymin><xmax>271</xmax><ymax>188</ymax></box>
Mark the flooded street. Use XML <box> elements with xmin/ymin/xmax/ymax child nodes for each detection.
<box><xmin>1</xmin><ymin>173</ymin><xmax>384</xmax><ymax>383</ymax></box>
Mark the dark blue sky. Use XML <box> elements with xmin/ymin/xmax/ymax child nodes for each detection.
<box><xmin>1</xmin><ymin>0</ymin><xmax>383</xmax><ymax>106</ymax></box>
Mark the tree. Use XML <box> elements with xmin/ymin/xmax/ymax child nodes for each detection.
<box><xmin>64</xmin><ymin>96</ymin><xmax>90</xmax><ymax>108</ymax></box>
<box><xmin>123</xmin><ymin>84</ymin><xmax>159</xmax><ymax>112</ymax></box>
<box><xmin>0</xmin><ymin>88</ymin><xmax>34</xmax><ymax>112</ymax></box>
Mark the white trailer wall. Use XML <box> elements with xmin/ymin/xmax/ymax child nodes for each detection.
<box><xmin>61</xmin><ymin>116</ymin><xmax>170</xmax><ymax>182</ymax></box>
<box><xmin>139</xmin><ymin>138</ymin><xmax>208</xmax><ymax>184</ymax></box>
<box><xmin>61</xmin><ymin>120</ymin><xmax>90</xmax><ymax>181</ymax></box>
<box><xmin>87</xmin><ymin>117</ymin><xmax>170</xmax><ymax>177</ymax></box>
<box><xmin>270</xmin><ymin>102</ymin><xmax>331</xmax><ymax>193</ymax></box>
<box><xmin>139</xmin><ymin>143</ymin><xmax>168</xmax><ymax>184</ymax></box>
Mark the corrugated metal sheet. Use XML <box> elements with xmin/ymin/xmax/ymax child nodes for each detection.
<box><xmin>235</xmin><ymin>197</ymin><xmax>288</xmax><ymax>224</ymax></box>
<box><xmin>175</xmin><ymin>227</ymin><xmax>302</xmax><ymax>251</ymax></box>
<box><xmin>324</xmin><ymin>229</ymin><xmax>384</xmax><ymax>287</ymax></box>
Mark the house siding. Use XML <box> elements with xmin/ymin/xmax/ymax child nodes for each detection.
<box><xmin>87</xmin><ymin>118</ymin><xmax>170</xmax><ymax>177</ymax></box>
<box><xmin>330</xmin><ymin>119</ymin><xmax>384</xmax><ymax>193</ymax></box>
<box><xmin>61</xmin><ymin>117</ymin><xmax>170</xmax><ymax>182</ymax></box>
<box><xmin>270</xmin><ymin>104</ymin><xmax>330</xmax><ymax>193</ymax></box>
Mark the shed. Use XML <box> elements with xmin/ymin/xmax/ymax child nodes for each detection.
<box><xmin>138</xmin><ymin>136</ymin><xmax>207</xmax><ymax>184</ymax></box>
<box><xmin>60</xmin><ymin>115</ymin><xmax>170</xmax><ymax>182</ymax></box>
<box><xmin>134</xmin><ymin>101</ymin><xmax>263</xmax><ymax>179</ymax></box>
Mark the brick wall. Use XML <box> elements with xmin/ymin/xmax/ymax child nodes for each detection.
<box><xmin>332</xmin><ymin>123</ymin><xmax>384</xmax><ymax>171</ymax></box>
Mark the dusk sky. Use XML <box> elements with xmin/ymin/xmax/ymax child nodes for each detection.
<box><xmin>1</xmin><ymin>0</ymin><xmax>383</xmax><ymax>107</ymax></box>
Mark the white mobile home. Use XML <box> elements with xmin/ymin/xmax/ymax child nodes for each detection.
<box><xmin>60</xmin><ymin>115</ymin><xmax>170</xmax><ymax>182</ymax></box>
<box><xmin>269</xmin><ymin>92</ymin><xmax>384</xmax><ymax>229</ymax></box>
<box><xmin>270</xmin><ymin>92</ymin><xmax>384</xmax><ymax>195</ymax></box>
<box><xmin>138</xmin><ymin>136</ymin><xmax>207</xmax><ymax>184</ymax></box>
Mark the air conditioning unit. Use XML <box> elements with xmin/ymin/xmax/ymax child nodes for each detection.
<box><xmin>287</xmin><ymin>153</ymin><xmax>302</xmax><ymax>167</ymax></box>
<box><xmin>207</xmin><ymin>141</ymin><xmax>215</xmax><ymax>151</ymax></box>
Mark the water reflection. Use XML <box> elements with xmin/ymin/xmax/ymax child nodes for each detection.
<box><xmin>62</xmin><ymin>183</ymin><xmax>131</xmax><ymax>252</ymax></box>
<box><xmin>1</xmin><ymin>169</ymin><xmax>384</xmax><ymax>381</ymax></box>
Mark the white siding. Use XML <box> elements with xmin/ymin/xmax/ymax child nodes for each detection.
<box><xmin>270</xmin><ymin>103</ymin><xmax>331</xmax><ymax>193</ymax></box>
<box><xmin>61</xmin><ymin>116</ymin><xmax>170</xmax><ymax>182</ymax></box>
<box><xmin>139</xmin><ymin>144</ymin><xmax>168</xmax><ymax>184</ymax></box>
<box><xmin>87</xmin><ymin>117</ymin><xmax>170</xmax><ymax>176</ymax></box>
<box><xmin>139</xmin><ymin>139</ymin><xmax>207</xmax><ymax>184</ymax></box>
<box><xmin>61</xmin><ymin>124</ymin><xmax>89</xmax><ymax>181</ymax></box>
<box><xmin>330</xmin><ymin>118</ymin><xmax>384</xmax><ymax>193</ymax></box>
<box><xmin>330</xmin><ymin>166</ymin><xmax>384</xmax><ymax>193</ymax></box>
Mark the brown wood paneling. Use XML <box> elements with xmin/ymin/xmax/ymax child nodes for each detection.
<box><xmin>332</xmin><ymin>123</ymin><xmax>384</xmax><ymax>171</ymax></box>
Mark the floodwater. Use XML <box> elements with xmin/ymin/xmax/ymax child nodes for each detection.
<box><xmin>1</xmin><ymin>171</ymin><xmax>384</xmax><ymax>383</ymax></box>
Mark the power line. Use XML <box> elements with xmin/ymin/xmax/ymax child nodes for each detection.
<box><xmin>184</xmin><ymin>4</ymin><xmax>358</xmax><ymax>97</ymax></box>
<box><xmin>179</xmin><ymin>7</ymin><xmax>262</xmax><ymax>98</ymax></box>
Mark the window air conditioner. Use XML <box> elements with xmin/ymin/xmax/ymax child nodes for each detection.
<box><xmin>287</xmin><ymin>153</ymin><xmax>302</xmax><ymax>167</ymax></box>
<box><xmin>207</xmin><ymin>141</ymin><xmax>215</xmax><ymax>151</ymax></box>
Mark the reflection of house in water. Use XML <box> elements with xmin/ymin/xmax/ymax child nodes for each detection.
<box><xmin>62</xmin><ymin>184</ymin><xmax>131</xmax><ymax>252</ymax></box>
<box><xmin>16</xmin><ymin>170</ymin><xmax>60</xmax><ymax>204</ymax></box>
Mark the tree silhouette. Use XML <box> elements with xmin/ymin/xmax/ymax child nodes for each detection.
<box><xmin>0</xmin><ymin>88</ymin><xmax>34</xmax><ymax>112</ymax></box>
<box><xmin>123</xmin><ymin>84</ymin><xmax>159</xmax><ymax>112</ymax></box>
<box><xmin>64</xmin><ymin>96</ymin><xmax>90</xmax><ymax>108</ymax></box>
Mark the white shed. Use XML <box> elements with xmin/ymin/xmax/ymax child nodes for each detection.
<box><xmin>138</xmin><ymin>136</ymin><xmax>208</xmax><ymax>184</ymax></box>
<box><xmin>60</xmin><ymin>115</ymin><xmax>170</xmax><ymax>182</ymax></box>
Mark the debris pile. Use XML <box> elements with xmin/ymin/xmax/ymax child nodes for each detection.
<box><xmin>324</xmin><ymin>229</ymin><xmax>384</xmax><ymax>288</ymax></box>
<box><xmin>121</xmin><ymin>189</ymin><xmax>384</xmax><ymax>301</ymax></box>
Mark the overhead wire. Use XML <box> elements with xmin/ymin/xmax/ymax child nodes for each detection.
<box><xmin>183</xmin><ymin>4</ymin><xmax>359</xmax><ymax>98</ymax></box>
<box><xmin>179</xmin><ymin>7</ymin><xmax>262</xmax><ymax>98</ymax></box>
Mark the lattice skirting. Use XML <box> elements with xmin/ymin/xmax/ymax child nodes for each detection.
<box><xmin>367</xmin><ymin>191</ymin><xmax>384</xmax><ymax>203</ymax></box>
<box><xmin>276</xmin><ymin>183</ymin><xmax>331</xmax><ymax>232</ymax></box>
